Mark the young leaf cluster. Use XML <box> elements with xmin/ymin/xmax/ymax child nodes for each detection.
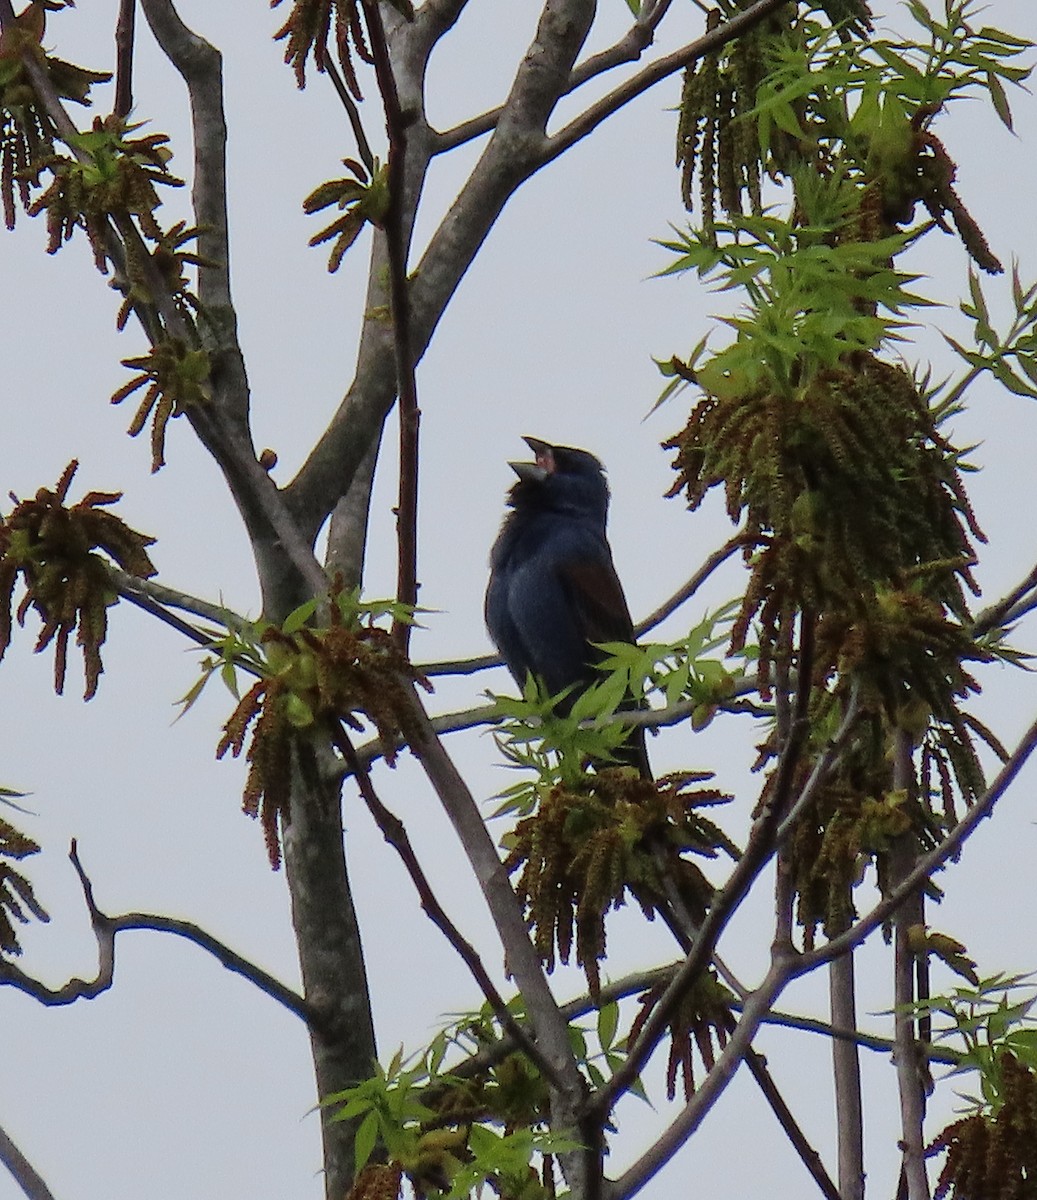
<box><xmin>304</xmin><ymin>157</ymin><xmax>390</xmax><ymax>272</ymax></box>
<box><xmin>0</xmin><ymin>1</ymin><xmax>109</xmax><ymax>230</ymax></box>
<box><xmin>25</xmin><ymin>116</ymin><xmax>183</xmax><ymax>272</ymax></box>
<box><xmin>215</xmin><ymin>589</ymin><xmax>426</xmax><ymax>868</ymax></box>
<box><xmin>629</xmin><ymin>968</ymin><xmax>736</xmax><ymax>1102</ymax></box>
<box><xmin>111</xmin><ymin>339</ymin><xmax>212</xmax><ymax>472</ymax></box>
<box><xmin>0</xmin><ymin>461</ymin><xmax>157</xmax><ymax>699</ymax></box>
<box><xmin>329</xmin><ymin>1033</ymin><xmax>564</xmax><ymax>1200</ymax></box>
<box><xmin>503</xmin><ymin>770</ymin><xmax>733</xmax><ymax>996</ymax></box>
<box><xmin>272</xmin><ymin>0</ymin><xmax>376</xmax><ymax>94</ymax></box>
<box><xmin>677</xmin><ymin>1</ymin><xmax>1029</xmax><ymax>270</ymax></box>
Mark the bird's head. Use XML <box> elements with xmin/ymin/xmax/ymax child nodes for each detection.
<box><xmin>507</xmin><ymin>436</ymin><xmax>610</xmax><ymax>522</ymax></box>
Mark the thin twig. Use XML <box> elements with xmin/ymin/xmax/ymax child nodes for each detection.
<box><xmin>543</xmin><ymin>0</ymin><xmax>796</xmax><ymax>165</ymax></box>
<box><xmin>360</xmin><ymin>0</ymin><xmax>421</xmax><ymax>656</ymax></box>
<box><xmin>742</xmin><ymin>1044</ymin><xmax>841</xmax><ymax>1200</ymax></box>
<box><xmin>972</xmin><ymin>560</ymin><xmax>1037</xmax><ymax>637</ymax></box>
<box><xmin>0</xmin><ymin>842</ymin><xmax>307</xmax><ymax>1021</ymax></box>
<box><xmin>332</xmin><ymin>723</ymin><xmax>563</xmax><ymax>1090</ymax></box>
<box><xmin>107</xmin><ymin>565</ymin><xmax>250</xmax><ymax>632</ymax></box>
<box><xmin>0</xmin><ymin>1124</ymin><xmax>56</xmax><ymax>1200</ymax></box>
<box><xmin>114</xmin><ymin>0</ymin><xmax>137</xmax><ymax>119</ymax></box>
<box><xmin>325</xmin><ymin>58</ymin><xmax>376</xmax><ymax>173</ymax></box>
<box><xmin>635</xmin><ymin>533</ymin><xmax>746</xmax><ymax>637</ymax></box>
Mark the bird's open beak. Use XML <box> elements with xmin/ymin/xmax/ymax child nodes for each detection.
<box><xmin>509</xmin><ymin>436</ymin><xmax>555</xmax><ymax>482</ymax></box>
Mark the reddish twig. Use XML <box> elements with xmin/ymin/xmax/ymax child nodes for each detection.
<box><xmin>331</xmin><ymin>722</ymin><xmax>563</xmax><ymax>1090</ymax></box>
<box><xmin>114</xmin><ymin>0</ymin><xmax>137</xmax><ymax>119</ymax></box>
<box><xmin>359</xmin><ymin>1</ymin><xmax>421</xmax><ymax>655</ymax></box>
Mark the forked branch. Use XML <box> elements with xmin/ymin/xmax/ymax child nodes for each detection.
<box><xmin>0</xmin><ymin>843</ymin><xmax>307</xmax><ymax>1021</ymax></box>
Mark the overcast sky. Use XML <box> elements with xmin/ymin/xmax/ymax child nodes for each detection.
<box><xmin>2</xmin><ymin>2</ymin><xmax>1037</xmax><ymax>1198</ymax></box>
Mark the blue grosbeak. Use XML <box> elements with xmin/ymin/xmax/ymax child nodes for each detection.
<box><xmin>485</xmin><ymin>437</ymin><xmax>650</xmax><ymax>777</ymax></box>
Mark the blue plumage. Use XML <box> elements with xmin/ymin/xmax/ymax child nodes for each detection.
<box><xmin>485</xmin><ymin>437</ymin><xmax>649</xmax><ymax>776</ymax></box>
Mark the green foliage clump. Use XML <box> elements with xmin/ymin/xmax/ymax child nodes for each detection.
<box><xmin>328</xmin><ymin>1027</ymin><xmax>566</xmax><ymax>1200</ymax></box>
<box><xmin>931</xmin><ymin>1052</ymin><xmax>1037</xmax><ymax>1199</ymax></box>
<box><xmin>304</xmin><ymin>157</ymin><xmax>390</xmax><ymax>271</ymax></box>
<box><xmin>111</xmin><ymin>339</ymin><xmax>213</xmax><ymax>472</ymax></box>
<box><xmin>0</xmin><ymin>1</ymin><xmax>110</xmax><ymax>230</ymax></box>
<box><xmin>24</xmin><ymin>116</ymin><xmax>183</xmax><ymax>270</ymax></box>
<box><xmin>0</xmin><ymin>461</ymin><xmax>157</xmax><ymax>699</ymax></box>
<box><xmin>214</xmin><ymin>589</ymin><xmax>427</xmax><ymax>868</ymax></box>
<box><xmin>504</xmin><ymin>770</ymin><xmax>733</xmax><ymax>995</ymax></box>
<box><xmin>661</xmin><ymin>0</ymin><xmax>1035</xmax><ymax>958</ymax></box>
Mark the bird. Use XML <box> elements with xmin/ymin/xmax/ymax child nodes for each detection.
<box><xmin>485</xmin><ymin>436</ymin><xmax>651</xmax><ymax>777</ymax></box>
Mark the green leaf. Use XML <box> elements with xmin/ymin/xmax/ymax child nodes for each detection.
<box><xmin>597</xmin><ymin>1000</ymin><xmax>619</xmax><ymax>1052</ymax></box>
<box><xmin>281</xmin><ymin>597</ymin><xmax>319</xmax><ymax>634</ymax></box>
<box><xmin>353</xmin><ymin>1110</ymin><xmax>379</xmax><ymax>1173</ymax></box>
<box><xmin>986</xmin><ymin>69</ymin><xmax>1014</xmax><ymax>129</ymax></box>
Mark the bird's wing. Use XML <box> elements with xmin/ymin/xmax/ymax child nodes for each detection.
<box><xmin>556</xmin><ymin>555</ymin><xmax>636</xmax><ymax>650</ymax></box>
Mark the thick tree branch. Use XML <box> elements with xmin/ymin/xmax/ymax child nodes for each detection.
<box><xmin>400</xmin><ymin>681</ymin><xmax>595</xmax><ymax>1196</ymax></box>
<box><xmin>830</xmin><ymin>952</ymin><xmax>865</xmax><ymax>1200</ymax></box>
<box><xmin>0</xmin><ymin>842</ymin><xmax>307</xmax><ymax>1020</ymax></box>
<box><xmin>286</xmin><ymin>0</ymin><xmax>598</xmax><ymax>540</ymax></box>
<box><xmin>137</xmin><ymin>0</ymin><xmax>235</xmax><ymax>317</ymax></box>
<box><xmin>889</xmin><ymin>730</ymin><xmax>930</xmax><ymax>1200</ymax></box>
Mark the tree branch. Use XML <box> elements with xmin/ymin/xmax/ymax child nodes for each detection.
<box><xmin>0</xmin><ymin>1123</ymin><xmax>56</xmax><ymax>1200</ymax></box>
<box><xmin>114</xmin><ymin>0</ymin><xmax>136</xmax><ymax>120</ymax></box>
<box><xmin>107</xmin><ymin>565</ymin><xmax>250</xmax><ymax>633</ymax></box>
<box><xmin>399</xmin><ymin>680</ymin><xmax>595</xmax><ymax>1195</ymax></box>
<box><xmin>359</xmin><ymin>0</ymin><xmax>422</xmax><ymax>655</ymax></box>
<box><xmin>286</xmin><ymin>0</ymin><xmax>599</xmax><ymax>541</ymax></box>
<box><xmin>798</xmin><ymin>710</ymin><xmax>1037</xmax><ymax>975</ymax></box>
<box><xmin>333</xmin><ymin>723</ymin><xmax>563</xmax><ymax>1090</ymax></box>
<box><xmin>972</xmin><ymin>559</ymin><xmax>1037</xmax><ymax>637</ymax></box>
<box><xmin>610</xmin><ymin>959</ymin><xmax>790</xmax><ymax>1200</ymax></box>
<box><xmin>543</xmin><ymin>0</ymin><xmax>795</xmax><ymax>166</ymax></box>
<box><xmin>325</xmin><ymin>58</ymin><xmax>376</xmax><ymax>174</ymax></box>
<box><xmin>830</xmin><ymin>951</ymin><xmax>865</xmax><ymax>1200</ymax></box>
<box><xmin>137</xmin><ymin>0</ymin><xmax>235</xmax><ymax>317</ymax></box>
<box><xmin>889</xmin><ymin>730</ymin><xmax>930</xmax><ymax>1200</ymax></box>
<box><xmin>0</xmin><ymin>842</ymin><xmax>307</xmax><ymax>1021</ymax></box>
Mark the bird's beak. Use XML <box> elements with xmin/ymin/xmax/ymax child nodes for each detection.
<box><xmin>521</xmin><ymin>436</ymin><xmax>556</xmax><ymax>473</ymax></box>
<box><xmin>508</xmin><ymin>459</ymin><xmax>548</xmax><ymax>483</ymax></box>
<box><xmin>509</xmin><ymin>437</ymin><xmax>555</xmax><ymax>483</ymax></box>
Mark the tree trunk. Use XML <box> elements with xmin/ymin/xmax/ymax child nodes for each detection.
<box><xmin>282</xmin><ymin>741</ymin><xmax>377</xmax><ymax>1200</ymax></box>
